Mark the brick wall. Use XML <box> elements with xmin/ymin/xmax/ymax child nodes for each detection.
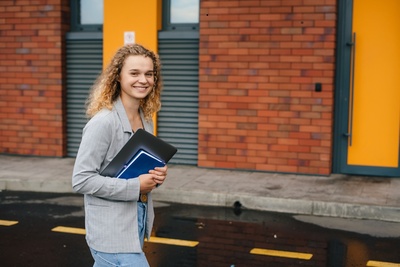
<box><xmin>198</xmin><ymin>0</ymin><xmax>336</xmax><ymax>175</ymax></box>
<box><xmin>0</xmin><ymin>0</ymin><xmax>70</xmax><ymax>156</ymax></box>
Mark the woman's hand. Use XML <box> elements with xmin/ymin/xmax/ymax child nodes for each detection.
<box><xmin>138</xmin><ymin>165</ymin><xmax>168</xmax><ymax>193</ymax></box>
<box><xmin>149</xmin><ymin>165</ymin><xmax>168</xmax><ymax>186</ymax></box>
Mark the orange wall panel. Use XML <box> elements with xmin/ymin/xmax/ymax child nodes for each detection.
<box><xmin>103</xmin><ymin>0</ymin><xmax>161</xmax><ymax>67</ymax></box>
<box><xmin>103</xmin><ymin>0</ymin><xmax>161</xmax><ymax>131</ymax></box>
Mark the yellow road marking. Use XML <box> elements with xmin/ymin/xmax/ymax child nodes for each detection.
<box><xmin>0</xmin><ymin>220</ymin><xmax>18</xmax><ymax>226</ymax></box>
<box><xmin>51</xmin><ymin>226</ymin><xmax>198</xmax><ymax>247</ymax></box>
<box><xmin>22</xmin><ymin>224</ymin><xmax>400</xmax><ymax>265</ymax></box>
<box><xmin>52</xmin><ymin>226</ymin><xmax>86</xmax><ymax>235</ymax></box>
<box><xmin>19</xmin><ymin>224</ymin><xmax>400</xmax><ymax>265</ymax></box>
<box><xmin>250</xmin><ymin>248</ymin><xmax>313</xmax><ymax>260</ymax></box>
<box><xmin>147</xmin><ymin>237</ymin><xmax>199</xmax><ymax>247</ymax></box>
<box><xmin>367</xmin><ymin>260</ymin><xmax>400</xmax><ymax>267</ymax></box>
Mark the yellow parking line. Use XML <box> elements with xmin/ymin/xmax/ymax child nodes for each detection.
<box><xmin>250</xmin><ymin>248</ymin><xmax>313</xmax><ymax>260</ymax></box>
<box><xmin>52</xmin><ymin>226</ymin><xmax>86</xmax><ymax>235</ymax></box>
<box><xmin>0</xmin><ymin>220</ymin><xmax>18</xmax><ymax>226</ymax></box>
<box><xmin>367</xmin><ymin>260</ymin><xmax>400</xmax><ymax>267</ymax></box>
<box><xmin>51</xmin><ymin>226</ymin><xmax>198</xmax><ymax>248</ymax></box>
<box><xmin>147</xmin><ymin>237</ymin><xmax>199</xmax><ymax>247</ymax></box>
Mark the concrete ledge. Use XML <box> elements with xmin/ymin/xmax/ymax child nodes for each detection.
<box><xmin>2</xmin><ymin>177</ymin><xmax>400</xmax><ymax>223</ymax></box>
<box><xmin>1</xmin><ymin>160</ymin><xmax>400</xmax><ymax>224</ymax></box>
<box><xmin>152</xmin><ymin>188</ymin><xmax>227</xmax><ymax>207</ymax></box>
<box><xmin>152</xmin><ymin>188</ymin><xmax>400</xmax><ymax>223</ymax></box>
<box><xmin>0</xmin><ymin>179</ymin><xmax>73</xmax><ymax>193</ymax></box>
<box><xmin>0</xmin><ymin>180</ymin><xmax>6</xmax><ymax>191</ymax></box>
<box><xmin>312</xmin><ymin>201</ymin><xmax>400</xmax><ymax>222</ymax></box>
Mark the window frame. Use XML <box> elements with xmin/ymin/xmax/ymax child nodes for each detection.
<box><xmin>162</xmin><ymin>0</ymin><xmax>199</xmax><ymax>31</ymax></box>
<box><xmin>70</xmin><ymin>0</ymin><xmax>103</xmax><ymax>32</ymax></box>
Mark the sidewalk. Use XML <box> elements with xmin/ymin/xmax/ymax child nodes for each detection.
<box><xmin>1</xmin><ymin>154</ymin><xmax>400</xmax><ymax>222</ymax></box>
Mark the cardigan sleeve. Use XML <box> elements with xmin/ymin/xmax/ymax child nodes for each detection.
<box><xmin>72</xmin><ymin>111</ymin><xmax>140</xmax><ymax>202</ymax></box>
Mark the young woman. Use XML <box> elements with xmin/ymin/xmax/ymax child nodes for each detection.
<box><xmin>72</xmin><ymin>44</ymin><xmax>167</xmax><ymax>267</ymax></box>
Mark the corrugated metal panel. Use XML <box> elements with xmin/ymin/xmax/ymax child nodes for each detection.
<box><xmin>158</xmin><ymin>38</ymin><xmax>199</xmax><ymax>165</ymax></box>
<box><xmin>66</xmin><ymin>37</ymin><xmax>103</xmax><ymax>157</ymax></box>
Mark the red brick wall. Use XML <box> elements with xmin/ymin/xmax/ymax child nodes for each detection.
<box><xmin>0</xmin><ymin>0</ymin><xmax>70</xmax><ymax>156</ymax></box>
<box><xmin>198</xmin><ymin>0</ymin><xmax>336</xmax><ymax>175</ymax></box>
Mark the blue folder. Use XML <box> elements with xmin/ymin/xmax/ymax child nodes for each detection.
<box><xmin>116</xmin><ymin>149</ymin><xmax>165</xmax><ymax>179</ymax></box>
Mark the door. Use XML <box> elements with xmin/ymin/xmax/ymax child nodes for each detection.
<box><xmin>333</xmin><ymin>0</ymin><xmax>400</xmax><ymax>176</ymax></box>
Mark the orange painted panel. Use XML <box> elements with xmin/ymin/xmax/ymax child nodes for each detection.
<box><xmin>348</xmin><ymin>0</ymin><xmax>400</xmax><ymax>167</ymax></box>
<box><xmin>103</xmin><ymin>0</ymin><xmax>161</xmax><ymax>66</ymax></box>
<box><xmin>103</xmin><ymin>0</ymin><xmax>162</xmax><ymax>132</ymax></box>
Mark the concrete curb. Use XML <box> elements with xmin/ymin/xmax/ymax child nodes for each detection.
<box><xmin>2</xmin><ymin>175</ymin><xmax>400</xmax><ymax>223</ymax></box>
<box><xmin>152</xmin><ymin>188</ymin><xmax>400</xmax><ymax>223</ymax></box>
<box><xmin>0</xmin><ymin>179</ymin><xmax>74</xmax><ymax>193</ymax></box>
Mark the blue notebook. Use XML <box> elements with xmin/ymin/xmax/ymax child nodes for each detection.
<box><xmin>116</xmin><ymin>149</ymin><xmax>165</xmax><ymax>179</ymax></box>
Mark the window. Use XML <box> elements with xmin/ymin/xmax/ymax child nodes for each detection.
<box><xmin>170</xmin><ymin>0</ymin><xmax>199</xmax><ymax>23</ymax></box>
<box><xmin>163</xmin><ymin>0</ymin><xmax>199</xmax><ymax>30</ymax></box>
<box><xmin>70</xmin><ymin>0</ymin><xmax>103</xmax><ymax>31</ymax></box>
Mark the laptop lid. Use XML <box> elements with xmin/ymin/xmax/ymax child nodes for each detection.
<box><xmin>100</xmin><ymin>129</ymin><xmax>177</xmax><ymax>177</ymax></box>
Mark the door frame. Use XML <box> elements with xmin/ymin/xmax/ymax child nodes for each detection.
<box><xmin>333</xmin><ymin>0</ymin><xmax>400</xmax><ymax>177</ymax></box>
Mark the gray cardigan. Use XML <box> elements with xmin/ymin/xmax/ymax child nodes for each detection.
<box><xmin>72</xmin><ymin>97</ymin><xmax>155</xmax><ymax>253</ymax></box>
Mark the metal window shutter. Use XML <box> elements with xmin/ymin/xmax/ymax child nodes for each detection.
<box><xmin>66</xmin><ymin>35</ymin><xmax>103</xmax><ymax>157</ymax></box>
<box><xmin>158</xmin><ymin>37</ymin><xmax>199</xmax><ymax>165</ymax></box>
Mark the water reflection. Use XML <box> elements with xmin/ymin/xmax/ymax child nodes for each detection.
<box><xmin>146</xmin><ymin>203</ymin><xmax>400</xmax><ymax>267</ymax></box>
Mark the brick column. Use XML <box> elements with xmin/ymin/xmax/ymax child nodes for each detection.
<box><xmin>0</xmin><ymin>0</ymin><xmax>70</xmax><ymax>156</ymax></box>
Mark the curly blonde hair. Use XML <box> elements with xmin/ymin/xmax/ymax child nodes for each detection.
<box><xmin>86</xmin><ymin>44</ymin><xmax>162</xmax><ymax>121</ymax></box>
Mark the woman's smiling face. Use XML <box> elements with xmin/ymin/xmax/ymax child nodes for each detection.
<box><xmin>119</xmin><ymin>55</ymin><xmax>155</xmax><ymax>101</ymax></box>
